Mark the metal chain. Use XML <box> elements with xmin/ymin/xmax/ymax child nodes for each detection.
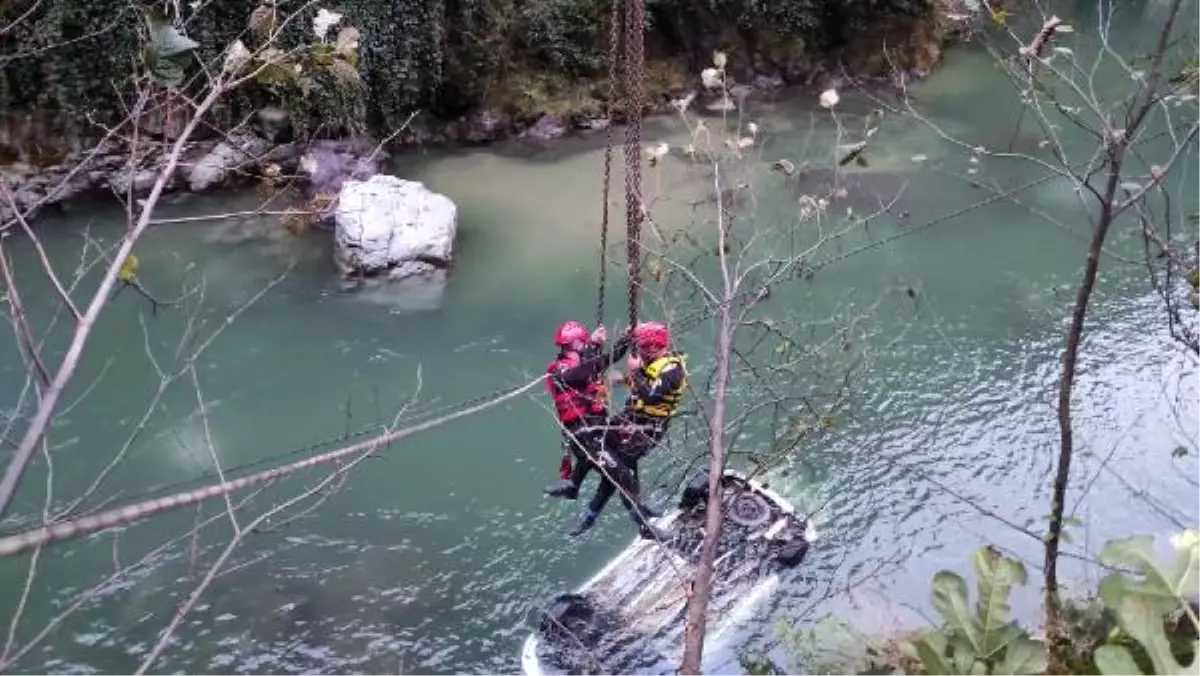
<box><xmin>596</xmin><ymin>0</ymin><xmax>621</xmax><ymax>330</ymax></box>
<box><xmin>622</xmin><ymin>0</ymin><xmax>645</xmax><ymax>330</ymax></box>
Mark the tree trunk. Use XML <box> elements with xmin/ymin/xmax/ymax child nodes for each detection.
<box><xmin>679</xmin><ymin>289</ymin><xmax>734</xmax><ymax>674</ymax></box>
<box><xmin>680</xmin><ymin>161</ymin><xmax>736</xmax><ymax>675</ymax></box>
<box><xmin>1043</xmin><ymin>0</ymin><xmax>1181</xmax><ymax>640</ymax></box>
<box><xmin>1043</xmin><ymin>158</ymin><xmax>1122</xmax><ymax>634</ymax></box>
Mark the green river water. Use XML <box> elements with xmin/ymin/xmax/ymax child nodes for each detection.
<box><xmin>1</xmin><ymin>3</ymin><xmax>1197</xmax><ymax>673</ymax></box>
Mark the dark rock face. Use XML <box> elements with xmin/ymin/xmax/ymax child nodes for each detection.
<box><xmin>459</xmin><ymin>109</ymin><xmax>510</xmax><ymax>144</ymax></box>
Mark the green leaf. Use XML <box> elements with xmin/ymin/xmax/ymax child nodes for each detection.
<box><xmin>926</xmin><ymin>548</ymin><xmax>1032</xmax><ymax>672</ymax></box>
<box><xmin>932</xmin><ymin>571</ymin><xmax>978</xmax><ymax>644</ymax></box>
<box><xmin>118</xmin><ymin>252</ymin><xmax>139</xmax><ymax>281</ymax></box>
<box><xmin>994</xmin><ymin>636</ymin><xmax>1048</xmax><ymax>675</ymax></box>
<box><xmin>950</xmin><ymin>635</ymin><xmax>978</xmax><ymax>674</ymax></box>
<box><xmin>1099</xmin><ymin>533</ymin><xmax>1200</xmax><ymax>612</ymax></box>
<box><xmin>910</xmin><ymin>631</ymin><xmax>954</xmax><ymax>675</ymax></box>
<box><xmin>1095</xmin><ymin>644</ymin><xmax>1146</xmax><ymax>676</ymax></box>
<box><xmin>1098</xmin><ymin>531</ymin><xmax>1200</xmax><ymax>675</ymax></box>
<box><xmin>1107</xmin><ymin>593</ymin><xmax>1184</xmax><ymax>674</ymax></box>
<box><xmin>147</xmin><ymin>12</ymin><xmax>200</xmax><ymax>59</ymax></box>
<box><xmin>970</xmin><ymin>547</ymin><xmax>1028</xmax><ymax>658</ymax></box>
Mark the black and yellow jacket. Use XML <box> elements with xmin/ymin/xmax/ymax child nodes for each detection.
<box><xmin>626</xmin><ymin>352</ymin><xmax>687</xmax><ymax>421</ymax></box>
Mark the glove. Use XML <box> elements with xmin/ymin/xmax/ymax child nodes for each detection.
<box><xmin>613</xmin><ymin>333</ymin><xmax>632</xmax><ymax>356</ymax></box>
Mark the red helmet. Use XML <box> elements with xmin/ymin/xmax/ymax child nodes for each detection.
<box><xmin>632</xmin><ymin>321</ymin><xmax>670</xmax><ymax>352</ymax></box>
<box><xmin>555</xmin><ymin>320</ymin><xmax>589</xmax><ymax>346</ymax></box>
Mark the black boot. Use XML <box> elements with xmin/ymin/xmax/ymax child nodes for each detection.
<box><xmin>544</xmin><ymin>480</ymin><xmax>579</xmax><ymax>500</ymax></box>
<box><xmin>569</xmin><ymin>509</ymin><xmax>598</xmax><ymax>537</ymax></box>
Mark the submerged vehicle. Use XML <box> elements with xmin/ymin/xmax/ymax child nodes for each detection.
<box><xmin>522</xmin><ymin>469</ymin><xmax>816</xmax><ymax>675</ymax></box>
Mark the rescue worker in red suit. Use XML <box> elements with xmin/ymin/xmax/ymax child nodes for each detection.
<box><xmin>541</xmin><ymin>320</ymin><xmax>611</xmax><ymax>500</ymax></box>
<box><xmin>569</xmin><ymin>321</ymin><xmax>686</xmax><ymax>541</ymax></box>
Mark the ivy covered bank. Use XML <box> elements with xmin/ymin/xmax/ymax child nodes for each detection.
<box><xmin>1</xmin><ymin>0</ymin><xmax>950</xmax><ymax>160</ymax></box>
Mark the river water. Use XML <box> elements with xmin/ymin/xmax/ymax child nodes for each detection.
<box><xmin>1</xmin><ymin>5</ymin><xmax>1197</xmax><ymax>674</ymax></box>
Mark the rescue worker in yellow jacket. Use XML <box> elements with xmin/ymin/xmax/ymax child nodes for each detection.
<box><xmin>570</xmin><ymin>320</ymin><xmax>687</xmax><ymax>540</ymax></box>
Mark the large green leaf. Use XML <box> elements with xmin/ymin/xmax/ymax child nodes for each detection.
<box><xmin>994</xmin><ymin>636</ymin><xmax>1048</xmax><ymax>675</ymax></box>
<box><xmin>1098</xmin><ymin>531</ymin><xmax>1200</xmax><ymax>675</ymax></box>
<box><xmin>1094</xmin><ymin>644</ymin><xmax>1146</xmax><ymax>676</ymax></box>
<box><xmin>932</xmin><ymin>571</ymin><xmax>981</xmax><ymax>648</ymax></box>
<box><xmin>971</xmin><ymin>547</ymin><xmax>1028</xmax><ymax>658</ymax></box>
<box><xmin>949</xmin><ymin>635</ymin><xmax>980</xmax><ymax>674</ymax></box>
<box><xmin>910</xmin><ymin>630</ymin><xmax>953</xmax><ymax>675</ymax></box>
<box><xmin>1099</xmin><ymin>532</ymin><xmax>1200</xmax><ymax>611</ymax></box>
<box><xmin>929</xmin><ymin>549</ymin><xmax>1029</xmax><ymax>663</ymax></box>
<box><xmin>1103</xmin><ymin>591</ymin><xmax>1194</xmax><ymax>675</ymax></box>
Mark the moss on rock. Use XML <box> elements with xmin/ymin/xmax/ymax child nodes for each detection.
<box><xmin>842</xmin><ymin>8</ymin><xmax>946</xmax><ymax>76</ymax></box>
<box><xmin>484</xmin><ymin>57</ymin><xmax>691</xmax><ymax>124</ymax></box>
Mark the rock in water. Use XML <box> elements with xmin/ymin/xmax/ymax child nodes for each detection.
<box><xmin>333</xmin><ymin>174</ymin><xmax>457</xmax><ymax>278</ymax></box>
<box><xmin>186</xmin><ymin>132</ymin><xmax>272</xmax><ymax>192</ymax></box>
<box><xmin>525</xmin><ymin>114</ymin><xmax>567</xmax><ymax>141</ymax></box>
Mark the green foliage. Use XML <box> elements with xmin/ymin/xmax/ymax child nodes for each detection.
<box><xmin>1</xmin><ymin>0</ymin><xmax>138</xmax><ymax>140</ymax></box>
<box><xmin>903</xmin><ymin>533</ymin><xmax>1200</xmax><ymax>676</ymax></box>
<box><xmin>1</xmin><ymin>0</ymin><xmax>941</xmax><ymax>142</ymax></box>
<box><xmin>227</xmin><ymin>7</ymin><xmax>370</xmax><ymax>139</ymax></box>
<box><xmin>1094</xmin><ymin>532</ymin><xmax>1200</xmax><ymax>675</ymax></box>
<box><xmin>905</xmin><ymin>547</ymin><xmax>1049</xmax><ymax>675</ymax></box>
<box><xmin>520</xmin><ymin>0</ymin><xmax>605</xmax><ymax>74</ymax></box>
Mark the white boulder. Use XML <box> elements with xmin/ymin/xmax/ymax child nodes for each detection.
<box><xmin>332</xmin><ymin>174</ymin><xmax>457</xmax><ymax>277</ymax></box>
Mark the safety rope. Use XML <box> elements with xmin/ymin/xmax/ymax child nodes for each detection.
<box><xmin>596</xmin><ymin>0</ymin><xmax>621</xmax><ymax>330</ymax></box>
<box><xmin>621</xmin><ymin>0</ymin><xmax>645</xmax><ymax>330</ymax></box>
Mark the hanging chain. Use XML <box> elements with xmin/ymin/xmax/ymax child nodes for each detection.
<box><xmin>596</xmin><ymin>0</ymin><xmax>621</xmax><ymax>331</ymax></box>
<box><xmin>622</xmin><ymin>0</ymin><xmax>646</xmax><ymax>331</ymax></box>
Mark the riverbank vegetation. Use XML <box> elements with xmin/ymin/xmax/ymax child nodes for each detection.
<box><xmin>745</xmin><ymin>533</ymin><xmax>1198</xmax><ymax>675</ymax></box>
<box><xmin>1</xmin><ymin>0</ymin><xmax>947</xmax><ymax>160</ymax></box>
